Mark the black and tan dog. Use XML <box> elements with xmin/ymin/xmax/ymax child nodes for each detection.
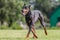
<box><xmin>21</xmin><ymin>4</ymin><xmax>47</xmax><ymax>38</ymax></box>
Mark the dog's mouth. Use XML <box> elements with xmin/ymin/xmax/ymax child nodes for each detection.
<box><xmin>22</xmin><ymin>13</ymin><xmax>26</xmax><ymax>16</ymax></box>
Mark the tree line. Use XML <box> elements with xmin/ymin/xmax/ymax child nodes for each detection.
<box><xmin>0</xmin><ymin>0</ymin><xmax>60</xmax><ymax>27</ymax></box>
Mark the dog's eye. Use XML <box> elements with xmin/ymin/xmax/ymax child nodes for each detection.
<box><xmin>24</xmin><ymin>7</ymin><xmax>27</xmax><ymax>9</ymax></box>
<box><xmin>21</xmin><ymin>10</ymin><xmax>23</xmax><ymax>12</ymax></box>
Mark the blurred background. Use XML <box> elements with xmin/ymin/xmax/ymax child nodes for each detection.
<box><xmin>0</xmin><ymin>0</ymin><xmax>60</xmax><ymax>30</ymax></box>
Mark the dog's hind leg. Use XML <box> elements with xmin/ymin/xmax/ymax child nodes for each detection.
<box><xmin>39</xmin><ymin>15</ymin><xmax>47</xmax><ymax>35</ymax></box>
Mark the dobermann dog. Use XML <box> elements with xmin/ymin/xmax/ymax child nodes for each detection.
<box><xmin>21</xmin><ymin>4</ymin><xmax>47</xmax><ymax>39</ymax></box>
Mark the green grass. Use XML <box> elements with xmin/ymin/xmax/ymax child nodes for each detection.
<box><xmin>0</xmin><ymin>30</ymin><xmax>60</xmax><ymax>40</ymax></box>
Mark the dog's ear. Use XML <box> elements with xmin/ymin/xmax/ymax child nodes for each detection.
<box><xmin>29</xmin><ymin>5</ymin><xmax>31</xmax><ymax>8</ymax></box>
<box><xmin>24</xmin><ymin>4</ymin><xmax>26</xmax><ymax>6</ymax></box>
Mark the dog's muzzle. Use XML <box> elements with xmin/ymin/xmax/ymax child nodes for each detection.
<box><xmin>22</xmin><ymin>13</ymin><xmax>26</xmax><ymax>16</ymax></box>
<box><xmin>21</xmin><ymin>10</ymin><xmax>26</xmax><ymax>16</ymax></box>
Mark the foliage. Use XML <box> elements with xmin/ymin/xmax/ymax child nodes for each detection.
<box><xmin>0</xmin><ymin>0</ymin><xmax>24</xmax><ymax>27</ymax></box>
<box><xmin>34</xmin><ymin>0</ymin><xmax>60</xmax><ymax>18</ymax></box>
<box><xmin>10</xmin><ymin>22</ymin><xmax>23</xmax><ymax>30</ymax></box>
<box><xmin>0</xmin><ymin>0</ymin><xmax>60</xmax><ymax>29</ymax></box>
<box><xmin>0</xmin><ymin>22</ymin><xmax>23</xmax><ymax>30</ymax></box>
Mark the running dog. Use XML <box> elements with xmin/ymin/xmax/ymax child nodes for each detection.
<box><xmin>21</xmin><ymin>4</ymin><xmax>47</xmax><ymax>38</ymax></box>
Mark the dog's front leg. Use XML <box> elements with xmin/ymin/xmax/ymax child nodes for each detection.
<box><xmin>31</xmin><ymin>25</ymin><xmax>38</xmax><ymax>38</ymax></box>
<box><xmin>26</xmin><ymin>26</ymin><xmax>31</xmax><ymax>38</ymax></box>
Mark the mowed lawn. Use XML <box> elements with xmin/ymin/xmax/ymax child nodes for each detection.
<box><xmin>0</xmin><ymin>30</ymin><xmax>60</xmax><ymax>40</ymax></box>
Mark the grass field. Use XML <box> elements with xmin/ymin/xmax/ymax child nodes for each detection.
<box><xmin>0</xmin><ymin>30</ymin><xmax>60</xmax><ymax>40</ymax></box>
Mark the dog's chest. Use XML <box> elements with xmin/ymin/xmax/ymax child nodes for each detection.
<box><xmin>25</xmin><ymin>13</ymin><xmax>32</xmax><ymax>24</ymax></box>
<box><xmin>25</xmin><ymin>14</ymin><xmax>31</xmax><ymax>21</ymax></box>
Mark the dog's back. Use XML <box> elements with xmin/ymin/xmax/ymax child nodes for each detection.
<box><xmin>31</xmin><ymin>10</ymin><xmax>44</xmax><ymax>23</ymax></box>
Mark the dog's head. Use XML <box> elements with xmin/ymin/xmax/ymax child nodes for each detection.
<box><xmin>21</xmin><ymin>4</ymin><xmax>31</xmax><ymax>16</ymax></box>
